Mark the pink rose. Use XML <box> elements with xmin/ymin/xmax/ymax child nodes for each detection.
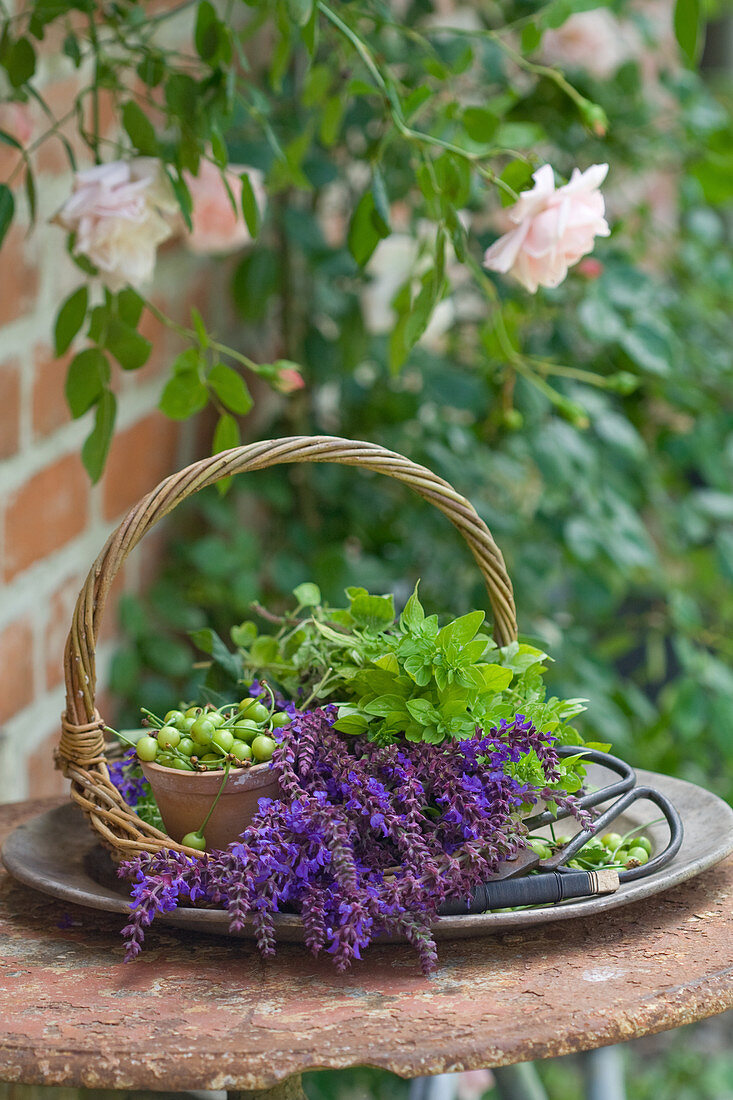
<box><xmin>54</xmin><ymin>158</ymin><xmax>177</xmax><ymax>289</ymax></box>
<box><xmin>483</xmin><ymin>164</ymin><xmax>610</xmax><ymax>293</ymax></box>
<box><xmin>184</xmin><ymin>160</ymin><xmax>265</xmax><ymax>254</ymax></box>
<box><xmin>541</xmin><ymin>10</ymin><xmax>638</xmax><ymax>79</ymax></box>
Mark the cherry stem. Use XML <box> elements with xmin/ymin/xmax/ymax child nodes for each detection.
<box><xmin>195</xmin><ymin>761</ymin><xmax>232</xmax><ymax>837</ymax></box>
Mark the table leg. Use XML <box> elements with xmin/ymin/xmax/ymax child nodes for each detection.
<box><xmin>582</xmin><ymin>1046</ymin><xmax>626</xmax><ymax>1100</ymax></box>
<box><xmin>492</xmin><ymin>1063</ymin><xmax>549</xmax><ymax>1100</ymax></box>
<box><xmin>228</xmin><ymin>1076</ymin><xmax>307</xmax><ymax>1100</ymax></box>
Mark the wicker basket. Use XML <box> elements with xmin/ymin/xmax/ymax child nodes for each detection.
<box><xmin>58</xmin><ymin>435</ymin><xmax>518</xmax><ymax>862</ymax></box>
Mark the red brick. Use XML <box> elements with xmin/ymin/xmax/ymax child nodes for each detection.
<box><xmin>0</xmin><ymin>225</ymin><xmax>38</xmax><ymax>327</ymax></box>
<box><xmin>43</xmin><ymin>573</ymin><xmax>83</xmax><ymax>690</ymax></box>
<box><xmin>101</xmin><ymin>411</ymin><xmax>180</xmax><ymax>521</ymax></box>
<box><xmin>0</xmin><ymin>618</ymin><xmax>34</xmax><ymax>724</ymax></box>
<box><xmin>3</xmin><ymin>453</ymin><xmax>89</xmax><ymax>580</ymax></box>
<box><xmin>26</xmin><ymin>729</ymin><xmax>69</xmax><ymax>800</ymax></box>
<box><xmin>0</xmin><ymin>358</ymin><xmax>20</xmax><ymax>459</ymax></box>
<box><xmin>32</xmin><ymin>344</ymin><xmax>72</xmax><ymax>438</ymax></box>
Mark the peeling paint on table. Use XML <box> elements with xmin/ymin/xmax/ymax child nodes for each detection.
<box><xmin>0</xmin><ymin>799</ymin><xmax>730</xmax><ymax>1093</ymax></box>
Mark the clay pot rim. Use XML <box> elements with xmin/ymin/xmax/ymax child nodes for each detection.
<box><xmin>140</xmin><ymin>759</ymin><xmax>277</xmax><ymax>790</ymax></box>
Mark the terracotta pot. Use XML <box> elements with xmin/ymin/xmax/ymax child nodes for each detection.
<box><xmin>140</xmin><ymin>760</ymin><xmax>280</xmax><ymax>851</ymax></box>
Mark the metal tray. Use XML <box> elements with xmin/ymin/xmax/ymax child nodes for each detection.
<box><xmin>3</xmin><ymin>769</ymin><xmax>732</xmax><ymax>942</ymax></box>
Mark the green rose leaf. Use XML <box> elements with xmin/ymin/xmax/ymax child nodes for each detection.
<box><xmin>55</xmin><ymin>285</ymin><xmax>88</xmax><ymax>355</ymax></box>
<box><xmin>81</xmin><ymin>389</ymin><xmax>116</xmax><ymax>483</ymax></box>
<box><xmin>65</xmin><ymin>347</ymin><xmax>111</xmax><ymax>418</ymax></box>
<box><xmin>0</xmin><ymin>184</ymin><xmax>14</xmax><ymax>249</ymax></box>
<box><xmin>207</xmin><ymin>363</ymin><xmax>253</xmax><ymax>415</ymax></box>
<box><xmin>122</xmin><ymin>100</ymin><xmax>158</xmax><ymax>155</ymax></box>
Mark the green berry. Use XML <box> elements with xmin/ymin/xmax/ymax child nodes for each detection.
<box><xmin>190</xmin><ymin>716</ymin><xmax>215</xmax><ymax>745</ymax></box>
<box><xmin>212</xmin><ymin>729</ymin><xmax>234</xmax><ymax>753</ymax></box>
<box><xmin>182</xmin><ymin>831</ymin><xmax>206</xmax><ymax>851</ymax></box>
<box><xmin>626</xmin><ymin>846</ymin><xmax>649</xmax><ymax>866</ymax></box>
<box><xmin>165</xmin><ymin>710</ymin><xmax>185</xmax><ymax>727</ymax></box>
<box><xmin>172</xmin><ymin>759</ymin><xmax>194</xmax><ymax>771</ymax></box>
<box><xmin>207</xmin><ymin>711</ymin><xmax>225</xmax><ymax>728</ymax></box>
<box><xmin>251</xmin><ymin>734</ymin><xmax>277</xmax><ymax>763</ymax></box>
<box><xmin>230</xmin><ymin>739</ymin><xmax>253</xmax><ymax>763</ymax></box>
<box><xmin>270</xmin><ymin>711</ymin><xmax>292</xmax><ymax>728</ymax></box>
<box><xmin>602</xmin><ymin>832</ymin><xmax>623</xmax><ymax>851</ymax></box>
<box><xmin>633</xmin><ymin>835</ymin><xmax>652</xmax><ymax>855</ymax></box>
<box><xmin>135</xmin><ymin>736</ymin><xmax>158</xmax><ymax>762</ymax></box>
<box><xmin>158</xmin><ymin>725</ymin><xmax>181</xmax><ymax>749</ymax></box>
<box><xmin>178</xmin><ymin>738</ymin><xmax>195</xmax><ymax>757</ymax></box>
<box><xmin>232</xmin><ymin>720</ymin><xmax>260</xmax><ymax>743</ymax></box>
<box><xmin>178</xmin><ymin>716</ymin><xmax>196</xmax><ymax>733</ymax></box>
<box><xmin>185</xmin><ymin>706</ymin><xmax>201</xmax><ymax>718</ymax></box>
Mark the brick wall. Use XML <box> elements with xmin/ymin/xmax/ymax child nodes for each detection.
<box><xmin>0</xmin><ymin>18</ymin><xmax>214</xmax><ymax>802</ymax></box>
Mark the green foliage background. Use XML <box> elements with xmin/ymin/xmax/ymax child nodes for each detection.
<box><xmin>106</xmin><ymin>4</ymin><xmax>733</xmax><ymax>809</ymax></box>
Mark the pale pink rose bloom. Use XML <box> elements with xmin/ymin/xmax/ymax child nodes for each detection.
<box><xmin>184</xmin><ymin>160</ymin><xmax>265</xmax><ymax>254</ymax></box>
<box><xmin>541</xmin><ymin>10</ymin><xmax>638</xmax><ymax>78</ymax></box>
<box><xmin>483</xmin><ymin>164</ymin><xmax>610</xmax><ymax>293</ymax></box>
<box><xmin>54</xmin><ymin>158</ymin><xmax>177</xmax><ymax>289</ymax></box>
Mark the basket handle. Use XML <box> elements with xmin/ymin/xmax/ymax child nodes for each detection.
<box><xmin>62</xmin><ymin>436</ymin><xmax>517</xmax><ymax>742</ymax></box>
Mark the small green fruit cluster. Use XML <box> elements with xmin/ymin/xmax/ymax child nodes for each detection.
<box><xmin>135</xmin><ymin>697</ymin><xmax>291</xmax><ymax>772</ymax></box>
<box><xmin>529</xmin><ymin>830</ymin><xmax>652</xmax><ymax>870</ymax></box>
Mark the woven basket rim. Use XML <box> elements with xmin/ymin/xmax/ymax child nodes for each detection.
<box><xmin>57</xmin><ymin>434</ymin><xmax>518</xmax><ymax>861</ymax></box>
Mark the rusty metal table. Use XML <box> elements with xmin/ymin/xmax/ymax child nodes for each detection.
<box><xmin>0</xmin><ymin>800</ymin><xmax>731</xmax><ymax>1099</ymax></box>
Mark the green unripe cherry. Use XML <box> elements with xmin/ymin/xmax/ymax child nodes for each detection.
<box><xmin>190</xmin><ymin>716</ymin><xmax>215</xmax><ymax>745</ymax></box>
<box><xmin>212</xmin><ymin>729</ymin><xmax>234</xmax><ymax>753</ymax></box>
<box><xmin>626</xmin><ymin>846</ymin><xmax>649</xmax><ymax>865</ymax></box>
<box><xmin>164</xmin><ymin>710</ymin><xmax>185</xmax><ymax>726</ymax></box>
<box><xmin>178</xmin><ymin>738</ymin><xmax>196</xmax><ymax>757</ymax></box>
<box><xmin>251</xmin><ymin>734</ymin><xmax>277</xmax><ymax>763</ymax></box>
<box><xmin>172</xmin><ymin>759</ymin><xmax>194</xmax><ymax>771</ymax></box>
<box><xmin>528</xmin><ymin>838</ymin><xmax>552</xmax><ymax>860</ymax></box>
<box><xmin>602</xmin><ymin>832</ymin><xmax>623</xmax><ymax>851</ymax></box>
<box><xmin>135</xmin><ymin>736</ymin><xmax>158</xmax><ymax>763</ymax></box>
<box><xmin>182</xmin><ymin>831</ymin><xmax>206</xmax><ymax>851</ymax></box>
<box><xmin>207</xmin><ymin>711</ymin><xmax>225</xmax><ymax>728</ymax></box>
<box><xmin>270</xmin><ymin>711</ymin><xmax>292</xmax><ymax>728</ymax></box>
<box><xmin>232</xmin><ymin>720</ymin><xmax>260</xmax><ymax>743</ymax></box>
<box><xmin>158</xmin><ymin>725</ymin><xmax>181</xmax><ymax>750</ymax></box>
<box><xmin>185</xmin><ymin>706</ymin><xmax>201</xmax><ymax>718</ymax></box>
<box><xmin>633</xmin><ymin>835</ymin><xmax>652</xmax><ymax>855</ymax></box>
<box><xmin>177</xmin><ymin>716</ymin><xmax>195</xmax><ymax>733</ymax></box>
<box><xmin>230</xmin><ymin>739</ymin><xmax>253</xmax><ymax>763</ymax></box>
<box><xmin>238</xmin><ymin>699</ymin><xmax>270</xmax><ymax>723</ymax></box>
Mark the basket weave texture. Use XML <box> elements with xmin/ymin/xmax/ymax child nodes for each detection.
<box><xmin>58</xmin><ymin>436</ymin><xmax>518</xmax><ymax>861</ymax></box>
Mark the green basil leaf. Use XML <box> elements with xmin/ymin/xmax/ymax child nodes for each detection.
<box><xmin>293</xmin><ymin>582</ymin><xmax>321</xmax><ymax>607</ymax></box>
